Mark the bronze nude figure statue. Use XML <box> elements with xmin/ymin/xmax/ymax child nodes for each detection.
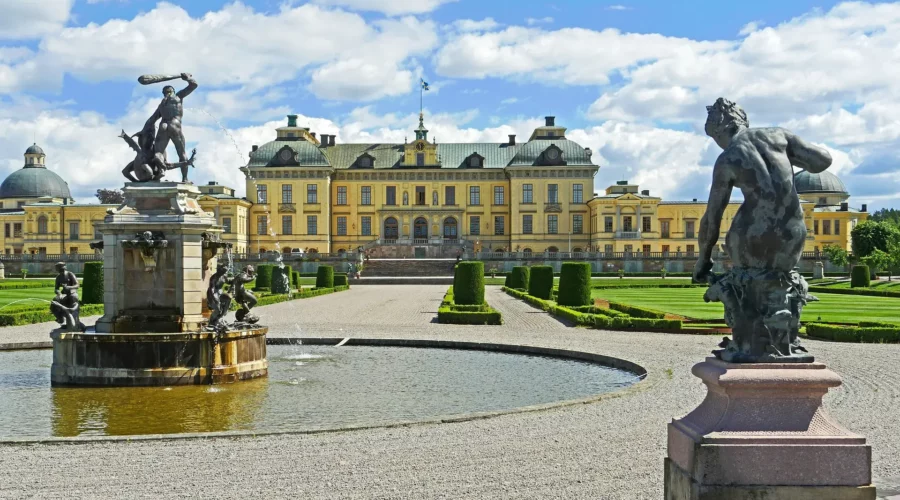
<box><xmin>50</xmin><ymin>262</ymin><xmax>86</xmax><ymax>332</ymax></box>
<box><xmin>695</xmin><ymin>98</ymin><xmax>830</xmax><ymax>363</ymax></box>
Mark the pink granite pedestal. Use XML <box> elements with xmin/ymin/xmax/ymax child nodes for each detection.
<box><xmin>665</xmin><ymin>358</ymin><xmax>875</xmax><ymax>500</ymax></box>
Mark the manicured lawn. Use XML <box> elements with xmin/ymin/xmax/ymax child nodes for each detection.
<box><xmin>485</xmin><ymin>277</ymin><xmax>696</xmax><ymax>286</ymax></box>
<box><xmin>812</xmin><ymin>280</ymin><xmax>900</xmax><ymax>291</ymax></box>
<box><xmin>0</xmin><ymin>287</ymin><xmax>56</xmax><ymax>310</ymax></box>
<box><xmin>591</xmin><ymin>287</ymin><xmax>900</xmax><ymax>324</ymax></box>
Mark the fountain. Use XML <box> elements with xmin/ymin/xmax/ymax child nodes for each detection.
<box><xmin>49</xmin><ymin>72</ymin><xmax>268</xmax><ymax>386</ymax></box>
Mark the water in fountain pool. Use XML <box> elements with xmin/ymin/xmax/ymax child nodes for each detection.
<box><xmin>0</xmin><ymin>345</ymin><xmax>639</xmax><ymax>439</ymax></box>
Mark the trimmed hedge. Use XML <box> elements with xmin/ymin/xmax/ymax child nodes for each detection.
<box><xmin>851</xmin><ymin>265</ymin><xmax>870</xmax><ymax>288</ymax></box>
<box><xmin>316</xmin><ymin>265</ymin><xmax>335</xmax><ymax>288</ymax></box>
<box><xmin>271</xmin><ymin>265</ymin><xmax>293</xmax><ymax>294</ymax></box>
<box><xmin>453</xmin><ymin>261</ymin><xmax>485</xmax><ymax>305</ymax></box>
<box><xmin>292</xmin><ymin>271</ymin><xmax>300</xmax><ymax>288</ymax></box>
<box><xmin>528</xmin><ymin>266</ymin><xmax>554</xmax><ymax>300</ymax></box>
<box><xmin>81</xmin><ymin>262</ymin><xmax>104</xmax><ymax>304</ymax></box>
<box><xmin>334</xmin><ymin>273</ymin><xmax>348</xmax><ymax>287</ymax></box>
<box><xmin>806</xmin><ymin>323</ymin><xmax>899</xmax><ymax>343</ymax></box>
<box><xmin>608</xmin><ymin>301</ymin><xmax>666</xmax><ymax>319</ymax></box>
<box><xmin>0</xmin><ymin>303</ymin><xmax>104</xmax><ymax>327</ymax></box>
<box><xmin>558</xmin><ymin>262</ymin><xmax>592</xmax><ymax>307</ymax></box>
<box><xmin>437</xmin><ymin>287</ymin><xmax>501</xmax><ymax>325</ymax></box>
<box><xmin>0</xmin><ymin>280</ymin><xmax>56</xmax><ymax>289</ymax></box>
<box><xmin>503</xmin><ymin>287</ymin><xmax>681</xmax><ymax>331</ymax></box>
<box><xmin>508</xmin><ymin>266</ymin><xmax>530</xmax><ymax>290</ymax></box>
<box><xmin>808</xmin><ymin>286</ymin><xmax>900</xmax><ymax>298</ymax></box>
<box><xmin>256</xmin><ymin>264</ymin><xmax>275</xmax><ymax>289</ymax></box>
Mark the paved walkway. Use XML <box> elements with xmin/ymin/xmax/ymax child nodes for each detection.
<box><xmin>1</xmin><ymin>285</ymin><xmax>898</xmax><ymax>499</ymax></box>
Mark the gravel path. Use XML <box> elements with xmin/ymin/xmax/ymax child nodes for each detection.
<box><xmin>0</xmin><ymin>285</ymin><xmax>898</xmax><ymax>499</ymax></box>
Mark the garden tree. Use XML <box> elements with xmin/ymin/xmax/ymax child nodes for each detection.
<box><xmin>822</xmin><ymin>245</ymin><xmax>850</xmax><ymax>276</ymax></box>
<box><xmin>850</xmin><ymin>220</ymin><xmax>899</xmax><ymax>258</ymax></box>
<box><xmin>861</xmin><ymin>249</ymin><xmax>890</xmax><ymax>278</ymax></box>
<box><xmin>870</xmin><ymin>208</ymin><xmax>900</xmax><ymax>228</ymax></box>
<box><xmin>96</xmin><ymin>188</ymin><xmax>125</xmax><ymax>204</ymax></box>
<box><xmin>886</xmin><ymin>241</ymin><xmax>900</xmax><ymax>281</ymax></box>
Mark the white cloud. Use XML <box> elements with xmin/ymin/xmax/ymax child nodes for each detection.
<box><xmin>500</xmin><ymin>97</ymin><xmax>518</xmax><ymax>105</ymax></box>
<box><xmin>311</xmin><ymin>0</ymin><xmax>457</xmax><ymax>15</ymax></box>
<box><xmin>449</xmin><ymin>18</ymin><xmax>499</xmax><ymax>32</ymax></box>
<box><xmin>0</xmin><ymin>3</ymin><xmax>436</xmax><ymax>101</ymax></box>
<box><xmin>606</xmin><ymin>5</ymin><xmax>631</xmax><ymax>11</ymax></box>
<box><xmin>739</xmin><ymin>20</ymin><xmax>764</xmax><ymax>35</ymax></box>
<box><xmin>525</xmin><ymin>17</ymin><xmax>554</xmax><ymax>26</ymax></box>
<box><xmin>0</xmin><ymin>0</ymin><xmax>73</xmax><ymax>39</ymax></box>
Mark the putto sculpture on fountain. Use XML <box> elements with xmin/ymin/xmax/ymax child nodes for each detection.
<box><xmin>50</xmin><ymin>262</ymin><xmax>86</xmax><ymax>332</ymax></box>
<box><xmin>694</xmin><ymin>97</ymin><xmax>830</xmax><ymax>362</ymax></box>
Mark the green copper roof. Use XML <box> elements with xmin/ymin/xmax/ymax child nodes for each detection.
<box><xmin>248</xmin><ymin>139</ymin><xmax>329</xmax><ymax>167</ymax></box>
<box><xmin>24</xmin><ymin>143</ymin><xmax>44</xmax><ymax>155</ymax></box>
<box><xmin>794</xmin><ymin>170</ymin><xmax>848</xmax><ymax>194</ymax></box>
<box><xmin>0</xmin><ymin>165</ymin><xmax>71</xmax><ymax>199</ymax></box>
<box><xmin>508</xmin><ymin>140</ymin><xmax>594</xmax><ymax>166</ymax></box>
<box><xmin>253</xmin><ymin>138</ymin><xmax>596</xmax><ymax>170</ymax></box>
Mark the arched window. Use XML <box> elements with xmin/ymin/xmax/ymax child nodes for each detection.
<box><xmin>259</xmin><ymin>247</ymin><xmax>267</xmax><ymax>254</ymax></box>
<box><xmin>522</xmin><ymin>248</ymin><xmax>532</xmax><ymax>255</ymax></box>
<box><xmin>547</xmin><ymin>246</ymin><xmax>559</xmax><ymax>254</ymax></box>
<box><xmin>384</xmin><ymin>217</ymin><xmax>399</xmax><ymax>240</ymax></box>
<box><xmin>37</xmin><ymin>216</ymin><xmax>48</xmax><ymax>235</ymax></box>
<box><xmin>414</xmin><ymin>217</ymin><xmax>428</xmax><ymax>239</ymax></box>
<box><xmin>572</xmin><ymin>247</ymin><xmax>583</xmax><ymax>253</ymax></box>
<box><xmin>307</xmin><ymin>248</ymin><xmax>318</xmax><ymax>254</ymax></box>
<box><xmin>337</xmin><ymin>249</ymin><xmax>345</xmax><ymax>254</ymax></box>
<box><xmin>443</xmin><ymin>217</ymin><xmax>458</xmax><ymax>239</ymax></box>
<box><xmin>282</xmin><ymin>247</ymin><xmax>292</xmax><ymax>254</ymax></box>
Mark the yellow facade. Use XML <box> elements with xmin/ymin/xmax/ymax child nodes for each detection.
<box><xmin>0</xmin><ymin>117</ymin><xmax>867</xmax><ymax>258</ymax></box>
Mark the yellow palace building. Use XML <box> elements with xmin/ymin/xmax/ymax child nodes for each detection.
<box><xmin>0</xmin><ymin>115</ymin><xmax>868</xmax><ymax>259</ymax></box>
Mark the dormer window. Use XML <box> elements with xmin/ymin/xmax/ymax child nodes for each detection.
<box><xmin>275</xmin><ymin>146</ymin><xmax>297</xmax><ymax>166</ymax></box>
<box><xmin>540</xmin><ymin>144</ymin><xmax>566</xmax><ymax>166</ymax></box>
<box><xmin>465</xmin><ymin>152</ymin><xmax>485</xmax><ymax>168</ymax></box>
<box><xmin>357</xmin><ymin>154</ymin><xmax>374</xmax><ymax>168</ymax></box>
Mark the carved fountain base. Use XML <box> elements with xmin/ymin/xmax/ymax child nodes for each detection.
<box><xmin>51</xmin><ymin>181</ymin><xmax>269</xmax><ymax>386</ymax></box>
<box><xmin>50</xmin><ymin>325</ymin><xmax>268</xmax><ymax>386</ymax></box>
<box><xmin>665</xmin><ymin>358</ymin><xmax>874</xmax><ymax>500</ymax></box>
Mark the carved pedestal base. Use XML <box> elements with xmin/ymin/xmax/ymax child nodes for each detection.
<box><xmin>704</xmin><ymin>267</ymin><xmax>816</xmax><ymax>362</ymax></box>
<box><xmin>665</xmin><ymin>358</ymin><xmax>874</xmax><ymax>500</ymax></box>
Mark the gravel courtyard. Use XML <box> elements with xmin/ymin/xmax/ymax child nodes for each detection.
<box><xmin>1</xmin><ymin>285</ymin><xmax>898</xmax><ymax>499</ymax></box>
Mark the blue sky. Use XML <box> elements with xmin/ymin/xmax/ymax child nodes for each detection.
<box><xmin>1</xmin><ymin>0</ymin><xmax>898</xmax><ymax>209</ymax></box>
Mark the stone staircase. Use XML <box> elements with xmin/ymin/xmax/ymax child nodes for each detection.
<box><xmin>355</xmin><ymin>258</ymin><xmax>456</xmax><ymax>285</ymax></box>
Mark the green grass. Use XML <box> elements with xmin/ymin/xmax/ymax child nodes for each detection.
<box><xmin>485</xmin><ymin>277</ymin><xmax>695</xmax><ymax>286</ymax></box>
<box><xmin>811</xmin><ymin>280</ymin><xmax>900</xmax><ymax>290</ymax></box>
<box><xmin>0</xmin><ymin>287</ymin><xmax>56</xmax><ymax>310</ymax></box>
<box><xmin>591</xmin><ymin>287</ymin><xmax>900</xmax><ymax>324</ymax></box>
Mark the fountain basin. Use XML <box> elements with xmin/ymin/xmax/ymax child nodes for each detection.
<box><xmin>49</xmin><ymin>326</ymin><xmax>268</xmax><ymax>386</ymax></box>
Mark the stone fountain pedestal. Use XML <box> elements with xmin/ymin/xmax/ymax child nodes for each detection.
<box><xmin>665</xmin><ymin>358</ymin><xmax>874</xmax><ymax>499</ymax></box>
<box><xmin>50</xmin><ymin>182</ymin><xmax>268</xmax><ymax>386</ymax></box>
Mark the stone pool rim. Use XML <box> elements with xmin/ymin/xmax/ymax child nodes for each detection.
<box><xmin>0</xmin><ymin>337</ymin><xmax>648</xmax><ymax>446</ymax></box>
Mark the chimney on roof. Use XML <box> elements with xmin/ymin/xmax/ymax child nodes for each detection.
<box><xmin>545</xmin><ymin>116</ymin><xmax>555</xmax><ymax>127</ymax></box>
<box><xmin>329</xmin><ymin>135</ymin><xmax>336</xmax><ymax>146</ymax></box>
<box><xmin>310</xmin><ymin>132</ymin><xmax>316</xmax><ymax>140</ymax></box>
<box><xmin>287</xmin><ymin>114</ymin><xmax>298</xmax><ymax>127</ymax></box>
<box><xmin>251</xmin><ymin>145</ymin><xmax>258</xmax><ymax>152</ymax></box>
<box><xmin>508</xmin><ymin>134</ymin><xmax>516</xmax><ymax>146</ymax></box>
<box><xmin>641</xmin><ymin>189</ymin><xmax>650</xmax><ymax>196</ymax></box>
<box><xmin>840</xmin><ymin>202</ymin><xmax>848</xmax><ymax>211</ymax></box>
<box><xmin>693</xmin><ymin>198</ymin><xmax>698</xmax><ymax>202</ymax></box>
<box><xmin>862</xmin><ymin>204</ymin><xmax>868</xmax><ymax>212</ymax></box>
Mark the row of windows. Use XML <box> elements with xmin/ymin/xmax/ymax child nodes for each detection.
<box><xmin>600</xmin><ymin>217</ymin><xmax>692</xmax><ymax>237</ymax></box>
<box><xmin>256</xmin><ymin>183</ymin><xmax>585</xmax><ymax>206</ymax></box>
<box><xmin>2</xmin><ymin>220</ymin><xmax>100</xmax><ymax>239</ymax></box>
<box><xmin>595</xmin><ymin>244</ymin><xmax>697</xmax><ymax>255</ymax></box>
<box><xmin>257</xmin><ymin>215</ymin><xmax>319</xmax><ymax>236</ymax></box>
<box><xmin>257</xmin><ymin>184</ymin><xmax>318</xmax><ymax>204</ymax></box>
<box><xmin>813</xmin><ymin>219</ymin><xmax>842</xmax><ymax>236</ymax></box>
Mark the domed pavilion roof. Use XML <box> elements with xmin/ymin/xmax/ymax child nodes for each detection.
<box><xmin>0</xmin><ymin>165</ymin><xmax>72</xmax><ymax>200</ymax></box>
<box><xmin>794</xmin><ymin>170</ymin><xmax>848</xmax><ymax>195</ymax></box>
<box><xmin>24</xmin><ymin>143</ymin><xmax>45</xmax><ymax>155</ymax></box>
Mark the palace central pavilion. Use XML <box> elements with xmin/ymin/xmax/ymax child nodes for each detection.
<box><xmin>0</xmin><ymin>114</ymin><xmax>868</xmax><ymax>257</ymax></box>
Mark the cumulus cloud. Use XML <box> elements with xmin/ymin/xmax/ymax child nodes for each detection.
<box><xmin>311</xmin><ymin>0</ymin><xmax>457</xmax><ymax>15</ymax></box>
<box><xmin>448</xmin><ymin>18</ymin><xmax>500</xmax><ymax>32</ymax></box>
<box><xmin>0</xmin><ymin>0</ymin><xmax>73</xmax><ymax>39</ymax></box>
<box><xmin>525</xmin><ymin>17</ymin><xmax>554</xmax><ymax>26</ymax></box>
<box><xmin>0</xmin><ymin>3</ymin><xmax>436</xmax><ymax>101</ymax></box>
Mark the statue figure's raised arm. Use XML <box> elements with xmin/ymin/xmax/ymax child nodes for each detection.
<box><xmin>786</xmin><ymin>131</ymin><xmax>832</xmax><ymax>173</ymax></box>
<box><xmin>695</xmin><ymin>156</ymin><xmax>735</xmax><ymax>282</ymax></box>
<box><xmin>177</xmin><ymin>73</ymin><xmax>198</xmax><ymax>99</ymax></box>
